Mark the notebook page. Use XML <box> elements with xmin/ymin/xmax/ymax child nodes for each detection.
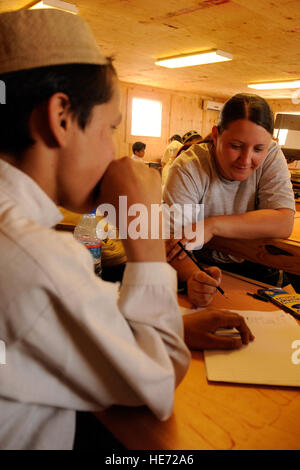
<box><xmin>204</xmin><ymin>310</ymin><xmax>300</xmax><ymax>387</ymax></box>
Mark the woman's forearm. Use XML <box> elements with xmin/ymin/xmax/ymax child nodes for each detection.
<box><xmin>206</xmin><ymin>208</ymin><xmax>294</xmax><ymax>240</ymax></box>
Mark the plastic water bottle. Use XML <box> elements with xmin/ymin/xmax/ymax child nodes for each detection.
<box><xmin>74</xmin><ymin>209</ymin><xmax>103</xmax><ymax>277</ymax></box>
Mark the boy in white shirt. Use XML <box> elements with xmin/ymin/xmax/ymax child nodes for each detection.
<box><xmin>0</xmin><ymin>8</ymin><xmax>253</xmax><ymax>450</ymax></box>
<box><xmin>131</xmin><ymin>141</ymin><xmax>146</xmax><ymax>161</ymax></box>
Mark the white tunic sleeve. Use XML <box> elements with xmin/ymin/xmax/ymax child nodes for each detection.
<box><xmin>0</xmin><ymin>230</ymin><xmax>190</xmax><ymax>421</ymax></box>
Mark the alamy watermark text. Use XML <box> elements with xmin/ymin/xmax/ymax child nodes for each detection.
<box><xmin>96</xmin><ymin>199</ymin><xmax>204</xmax><ymax>250</ymax></box>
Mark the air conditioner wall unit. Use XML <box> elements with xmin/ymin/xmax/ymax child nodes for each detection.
<box><xmin>204</xmin><ymin>100</ymin><xmax>223</xmax><ymax>111</ymax></box>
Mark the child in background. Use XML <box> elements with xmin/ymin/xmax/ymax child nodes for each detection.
<box><xmin>131</xmin><ymin>141</ymin><xmax>146</xmax><ymax>161</ymax></box>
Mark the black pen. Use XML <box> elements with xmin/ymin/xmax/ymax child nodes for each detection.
<box><xmin>246</xmin><ymin>292</ymin><xmax>269</xmax><ymax>303</ymax></box>
<box><xmin>177</xmin><ymin>241</ymin><xmax>225</xmax><ymax>296</ymax></box>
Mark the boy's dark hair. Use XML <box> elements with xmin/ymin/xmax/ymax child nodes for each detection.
<box><xmin>0</xmin><ymin>61</ymin><xmax>116</xmax><ymax>158</ymax></box>
<box><xmin>169</xmin><ymin>134</ymin><xmax>182</xmax><ymax>143</ymax></box>
<box><xmin>132</xmin><ymin>141</ymin><xmax>146</xmax><ymax>154</ymax></box>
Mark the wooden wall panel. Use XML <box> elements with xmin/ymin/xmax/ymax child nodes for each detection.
<box><xmin>114</xmin><ymin>82</ymin><xmax>300</xmax><ymax>163</ymax></box>
<box><xmin>201</xmin><ymin>109</ymin><xmax>220</xmax><ymax>139</ymax></box>
<box><xmin>115</xmin><ymin>81</ymin><xmax>221</xmax><ymax>162</ymax></box>
<box><xmin>268</xmin><ymin>99</ymin><xmax>300</xmax><ymax>117</ymax></box>
<box><xmin>168</xmin><ymin>94</ymin><xmax>203</xmax><ymax>140</ymax></box>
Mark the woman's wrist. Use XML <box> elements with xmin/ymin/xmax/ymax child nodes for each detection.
<box><xmin>204</xmin><ymin>216</ymin><xmax>219</xmax><ymax>239</ymax></box>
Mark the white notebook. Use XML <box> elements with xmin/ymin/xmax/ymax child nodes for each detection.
<box><xmin>204</xmin><ymin>310</ymin><xmax>300</xmax><ymax>387</ymax></box>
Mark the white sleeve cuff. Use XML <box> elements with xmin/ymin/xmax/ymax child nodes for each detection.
<box><xmin>122</xmin><ymin>262</ymin><xmax>177</xmax><ymax>290</ymax></box>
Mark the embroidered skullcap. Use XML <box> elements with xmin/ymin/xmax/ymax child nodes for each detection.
<box><xmin>0</xmin><ymin>8</ymin><xmax>108</xmax><ymax>75</ymax></box>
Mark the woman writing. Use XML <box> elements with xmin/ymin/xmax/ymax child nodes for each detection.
<box><xmin>164</xmin><ymin>93</ymin><xmax>296</xmax><ymax>306</ymax></box>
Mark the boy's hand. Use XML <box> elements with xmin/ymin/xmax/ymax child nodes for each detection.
<box><xmin>183</xmin><ymin>309</ymin><xmax>255</xmax><ymax>350</ymax></box>
<box><xmin>97</xmin><ymin>158</ymin><xmax>165</xmax><ymax>262</ymax></box>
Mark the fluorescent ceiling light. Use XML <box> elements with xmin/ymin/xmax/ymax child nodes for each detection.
<box><xmin>155</xmin><ymin>50</ymin><xmax>232</xmax><ymax>69</ymax></box>
<box><xmin>248</xmin><ymin>80</ymin><xmax>300</xmax><ymax>90</ymax></box>
<box><xmin>30</xmin><ymin>0</ymin><xmax>78</xmax><ymax>14</ymax></box>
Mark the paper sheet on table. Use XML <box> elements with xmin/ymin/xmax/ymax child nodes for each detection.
<box><xmin>204</xmin><ymin>310</ymin><xmax>300</xmax><ymax>387</ymax></box>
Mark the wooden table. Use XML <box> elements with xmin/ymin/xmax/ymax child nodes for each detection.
<box><xmin>206</xmin><ymin>214</ymin><xmax>300</xmax><ymax>276</ymax></box>
<box><xmin>96</xmin><ymin>273</ymin><xmax>300</xmax><ymax>450</ymax></box>
<box><xmin>57</xmin><ymin>207</ymin><xmax>300</xmax><ymax>276</ymax></box>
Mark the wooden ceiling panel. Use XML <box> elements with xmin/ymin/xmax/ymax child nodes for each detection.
<box><xmin>1</xmin><ymin>0</ymin><xmax>300</xmax><ymax>100</ymax></box>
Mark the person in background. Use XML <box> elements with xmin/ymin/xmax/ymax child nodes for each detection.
<box><xmin>131</xmin><ymin>141</ymin><xmax>146</xmax><ymax>161</ymax></box>
<box><xmin>0</xmin><ymin>10</ymin><xmax>253</xmax><ymax>450</ymax></box>
<box><xmin>182</xmin><ymin>130</ymin><xmax>202</xmax><ymax>145</ymax></box>
<box><xmin>176</xmin><ymin>131</ymin><xmax>204</xmax><ymax>158</ymax></box>
<box><xmin>164</xmin><ymin>93</ymin><xmax>296</xmax><ymax>305</ymax></box>
<box><xmin>161</xmin><ymin>134</ymin><xmax>182</xmax><ymax>186</ymax></box>
<box><xmin>161</xmin><ymin>134</ymin><xmax>183</xmax><ymax>167</ymax></box>
<box><xmin>162</xmin><ymin>133</ymin><xmax>203</xmax><ymax>186</ymax></box>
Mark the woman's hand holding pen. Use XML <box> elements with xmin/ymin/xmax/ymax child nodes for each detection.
<box><xmin>165</xmin><ymin>220</ymin><xmax>215</xmax><ymax>263</ymax></box>
<box><xmin>165</xmin><ymin>237</ymin><xmax>255</xmax><ymax>349</ymax></box>
<box><xmin>187</xmin><ymin>267</ymin><xmax>222</xmax><ymax>307</ymax></box>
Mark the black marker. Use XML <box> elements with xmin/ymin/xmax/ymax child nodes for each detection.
<box><xmin>246</xmin><ymin>292</ymin><xmax>269</xmax><ymax>303</ymax></box>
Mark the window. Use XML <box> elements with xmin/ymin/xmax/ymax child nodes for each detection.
<box><xmin>131</xmin><ymin>98</ymin><xmax>162</xmax><ymax>137</ymax></box>
<box><xmin>275</xmin><ymin>128</ymin><xmax>289</xmax><ymax>146</ymax></box>
<box><xmin>274</xmin><ymin>113</ymin><xmax>300</xmax><ymax>148</ymax></box>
